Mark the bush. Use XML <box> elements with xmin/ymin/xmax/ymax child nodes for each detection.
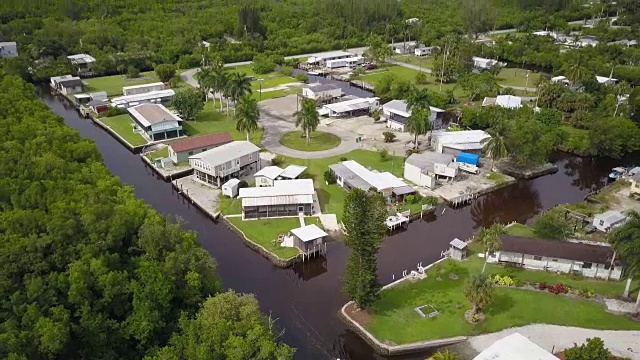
<box><xmin>252</xmin><ymin>54</ymin><xmax>276</xmax><ymax>74</ymax></box>
<box><xmin>295</xmin><ymin>73</ymin><xmax>308</xmax><ymax>83</ymax></box>
<box><xmin>578</xmin><ymin>288</ymin><xmax>595</xmax><ymax>298</ymax></box>
<box><xmin>537</xmin><ymin>282</ymin><xmax>548</xmax><ymax>290</ymax></box>
<box><xmin>383</xmin><ymin>131</ymin><xmax>396</xmax><ymax>143</ymax></box>
<box><xmin>270</xmin><ymin>155</ymin><xmax>285</xmax><ymax>166</ymax></box>
<box><xmin>406</xmin><ymin>148</ymin><xmax>419</xmax><ymax>156</ymax></box>
<box><xmin>533</xmin><ymin>209</ymin><xmax>572</xmax><ymax>240</ymax></box>
<box><xmin>423</xmin><ymin>195</ymin><xmax>439</xmax><ymax>206</ymax></box>
<box><xmin>379</xmin><ymin>148</ymin><xmax>389</xmax><ymax>161</ymax></box>
<box><xmin>371</xmin><ymin>109</ymin><xmax>380</xmax><ymax>122</ymax></box>
<box><xmin>105</xmin><ymin>107</ymin><xmax>127</xmax><ymax>117</ymax></box>
<box><xmin>547</xmin><ymin>282</ymin><xmax>568</xmax><ymax>295</ymax></box>
<box><xmin>155</xmin><ymin>64</ymin><xmax>176</xmax><ymax>83</ymax></box>
<box><xmin>237</xmin><ymin>180</ymin><xmax>249</xmax><ymax>189</ymax></box>
<box><xmin>415</xmin><ymin>72</ymin><xmax>428</xmax><ymax>84</ymax></box>
<box><xmin>279</xmin><ymin>65</ymin><xmax>294</xmax><ymax>77</ymax></box>
<box><xmin>126</xmin><ymin>65</ymin><xmax>140</xmax><ymax>78</ymax></box>
<box><xmin>324</xmin><ymin>170</ymin><xmax>337</xmax><ymax>184</ymax></box>
<box><xmin>352</xmin><ymin>67</ymin><xmax>365</xmax><ymax>76</ymax></box>
<box><xmin>405</xmin><ymin>195</ymin><xmax>415</xmax><ymax>204</ymax></box>
<box><xmin>168</xmin><ymin>74</ymin><xmax>181</xmax><ymax>88</ymax></box>
<box><xmin>339</xmin><ymin>157</ymin><xmax>347</xmax><ymax>162</ymax></box>
<box><xmin>491</xmin><ymin>275</ymin><xmax>515</xmax><ymax>287</ymax></box>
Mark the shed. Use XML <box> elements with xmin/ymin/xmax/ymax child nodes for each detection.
<box><xmin>289</xmin><ymin>224</ymin><xmax>328</xmax><ymax>260</ymax></box>
<box><xmin>254</xmin><ymin>166</ymin><xmax>284</xmax><ymax>187</ymax></box>
<box><xmin>592</xmin><ymin>211</ymin><xmax>627</xmax><ymax>232</ymax></box>
<box><xmin>222</xmin><ymin>178</ymin><xmax>241</xmax><ymax>198</ymax></box>
<box><xmin>280</xmin><ymin>165</ymin><xmax>307</xmax><ymax>179</ymax></box>
<box><xmin>449</xmin><ymin>238</ymin><xmax>467</xmax><ymax>260</ymax></box>
<box><xmin>456</xmin><ymin>152</ymin><xmax>480</xmax><ymax>166</ymax></box>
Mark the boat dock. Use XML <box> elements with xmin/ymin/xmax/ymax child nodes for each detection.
<box><xmin>172</xmin><ymin>177</ymin><xmax>221</xmax><ymax>220</ymax></box>
<box><xmin>386</xmin><ymin>211</ymin><xmax>410</xmax><ymax>231</ymax></box>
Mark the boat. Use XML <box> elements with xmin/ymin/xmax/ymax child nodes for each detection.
<box><xmin>608</xmin><ymin>167</ymin><xmax>626</xmax><ymax>180</ymax></box>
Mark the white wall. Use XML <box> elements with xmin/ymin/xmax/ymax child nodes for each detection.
<box><xmin>387</xmin><ymin>119</ymin><xmax>405</xmax><ymax>132</ymax></box>
<box><xmin>255</xmin><ymin>175</ymin><xmax>275</xmax><ymax>187</ymax></box>
<box><xmin>404</xmin><ymin>163</ymin><xmax>436</xmax><ymax>188</ymax></box>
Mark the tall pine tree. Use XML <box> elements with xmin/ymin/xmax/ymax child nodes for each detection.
<box><xmin>342</xmin><ymin>188</ymin><xmax>387</xmax><ymax>309</ymax></box>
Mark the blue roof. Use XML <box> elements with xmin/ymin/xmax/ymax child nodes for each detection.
<box><xmin>456</xmin><ymin>152</ymin><xmax>480</xmax><ymax>166</ymax></box>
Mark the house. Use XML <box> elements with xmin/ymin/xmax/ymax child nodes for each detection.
<box><xmin>381</xmin><ymin>99</ymin><xmax>445</xmax><ymax>132</ymax></box>
<box><xmin>307</xmin><ymin>50</ymin><xmax>354</xmax><ymax>65</ymax></box>
<box><xmin>127</xmin><ymin>103</ymin><xmax>184</xmax><ymax>141</ymax></box>
<box><xmin>123</xmin><ymin>82</ymin><xmax>166</xmax><ymax>96</ymax></box>
<box><xmin>414</xmin><ymin>46</ymin><xmax>436</xmax><ymax>57</ymax></box>
<box><xmin>111</xmin><ymin>89</ymin><xmax>176</xmax><ymax>108</ymax></box>
<box><xmin>404</xmin><ymin>152</ymin><xmax>457</xmax><ymax>189</ymax></box>
<box><xmin>631</xmin><ymin>173</ymin><xmax>640</xmax><ymax>196</ymax></box>
<box><xmin>87</xmin><ymin>99</ymin><xmax>109</xmax><ymax>115</ymax></box>
<box><xmin>190</xmin><ymin>141</ymin><xmax>261</xmax><ymax>187</ymax></box>
<box><xmin>320</xmin><ymin>97</ymin><xmax>379</xmax><ymax>117</ymax></box>
<box><xmin>578</xmin><ymin>35</ymin><xmax>599</xmax><ymax>47</ymax></box>
<box><xmin>254</xmin><ymin>164</ymin><xmax>308</xmax><ymax>186</ymax></box>
<box><xmin>222</xmin><ymin>178</ymin><xmax>241</xmax><ymax>198</ymax></box>
<box><xmin>488</xmin><ymin>235</ymin><xmax>622</xmax><ymax>280</ymax></box>
<box><xmin>168</xmin><ymin>132</ymin><xmax>233</xmax><ymax>164</ymax></box>
<box><xmin>288</xmin><ymin>224</ymin><xmax>328</xmax><ymax>259</ymax></box>
<box><xmin>405</xmin><ymin>18</ymin><xmax>420</xmax><ymax>25</ymax></box>
<box><xmin>431</xmin><ymin>130</ymin><xmax>490</xmax><ymax>155</ymax></box>
<box><xmin>473</xmin><ymin>333</ymin><xmax>557</xmax><ymax>360</ymax></box>
<box><xmin>238</xmin><ymin>179</ymin><xmax>316</xmax><ymax>219</ymax></box>
<box><xmin>325</xmin><ymin>56</ymin><xmax>363</xmax><ymax>69</ymax></box>
<box><xmin>472</xmin><ymin>56</ymin><xmax>503</xmax><ymax>70</ymax></box>
<box><xmin>50</xmin><ymin>75</ymin><xmax>84</xmax><ymax>95</ymax></box>
<box><xmin>0</xmin><ymin>41</ymin><xmax>18</xmax><ymax>58</ymax></box>
<box><xmin>448</xmin><ymin>238</ymin><xmax>468</xmax><ymax>261</ymax></box>
<box><xmin>301</xmin><ymin>84</ymin><xmax>343</xmax><ymax>102</ymax></box>
<box><xmin>329</xmin><ymin>160</ymin><xmax>414</xmax><ymax>200</ymax></box>
<box><xmin>551</xmin><ymin>75</ymin><xmax>572</xmax><ymax>87</ymax></box>
<box><xmin>608</xmin><ymin>39</ymin><xmax>638</xmax><ymax>47</ymax></box>
<box><xmin>391</xmin><ymin>41</ymin><xmax>417</xmax><ymax>54</ymax></box>
<box><xmin>67</xmin><ymin>54</ymin><xmax>96</xmax><ymax>74</ymax></box>
<box><xmin>595</xmin><ymin>75</ymin><xmax>618</xmax><ymax>85</ymax></box>
<box><xmin>482</xmin><ymin>95</ymin><xmax>522</xmax><ymax>109</ymax></box>
<box><xmin>592</xmin><ymin>210</ymin><xmax>627</xmax><ymax>232</ymax></box>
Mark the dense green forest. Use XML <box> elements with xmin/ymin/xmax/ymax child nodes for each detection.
<box><xmin>0</xmin><ymin>74</ymin><xmax>293</xmax><ymax>359</ymax></box>
<box><xmin>0</xmin><ymin>0</ymin><xmax>616</xmax><ymax>80</ymax></box>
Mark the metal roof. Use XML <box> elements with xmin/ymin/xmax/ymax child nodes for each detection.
<box><xmin>128</xmin><ymin>103</ymin><xmax>182</xmax><ymax>127</ymax></box>
<box><xmin>291</xmin><ymin>224</ymin><xmax>328</xmax><ymax>242</ymax></box>
<box><xmin>222</xmin><ymin>178</ymin><xmax>240</xmax><ymax>187</ymax></box>
<box><xmin>406</xmin><ymin>152</ymin><xmax>454</xmax><ymax>170</ymax></box>
<box><xmin>239</xmin><ymin>179</ymin><xmax>315</xmax><ymax>207</ymax></box>
<box><xmin>254</xmin><ymin>166</ymin><xmax>285</xmax><ymax>180</ymax></box>
<box><xmin>473</xmin><ymin>333</ymin><xmax>557</xmax><ymax>360</ymax></box>
<box><xmin>595</xmin><ymin>75</ymin><xmax>617</xmax><ymax>84</ymax></box>
<box><xmin>307</xmin><ymin>84</ymin><xmax>340</xmax><ymax>92</ymax></box>
<box><xmin>499</xmin><ymin>235</ymin><xmax>616</xmax><ymax>265</ymax></box>
<box><xmin>0</xmin><ymin>41</ymin><xmax>17</xmax><ymax>46</ymax></box>
<box><xmin>280</xmin><ymin>165</ymin><xmax>307</xmax><ymax>179</ymax></box>
<box><xmin>111</xmin><ymin>89</ymin><xmax>176</xmax><ymax>107</ymax></box>
<box><xmin>123</xmin><ymin>82</ymin><xmax>165</xmax><ymax>91</ymax></box>
<box><xmin>450</xmin><ymin>238</ymin><xmax>467</xmax><ymax>249</ymax></box>
<box><xmin>495</xmin><ymin>95</ymin><xmax>522</xmax><ymax>109</ymax></box>
<box><xmin>594</xmin><ymin>210</ymin><xmax>626</xmax><ymax>224</ymax></box>
<box><xmin>383</xmin><ymin>99</ymin><xmax>445</xmax><ymax>118</ymax></box>
<box><xmin>190</xmin><ymin>141</ymin><xmax>260</xmax><ymax>167</ymax></box>
<box><xmin>329</xmin><ymin>160</ymin><xmax>410</xmax><ymax>193</ymax></box>
<box><xmin>432</xmin><ymin>130</ymin><xmax>490</xmax><ymax>146</ymax></box>
<box><xmin>323</xmin><ymin>97</ymin><xmax>378</xmax><ymax>114</ymax></box>
<box><xmin>67</xmin><ymin>53</ymin><xmax>96</xmax><ymax>64</ymax></box>
<box><xmin>241</xmin><ymin>194</ymin><xmax>313</xmax><ymax>207</ymax></box>
<box><xmin>307</xmin><ymin>50</ymin><xmax>353</xmax><ymax>62</ymax></box>
<box><xmin>170</xmin><ymin>132</ymin><xmax>233</xmax><ymax>153</ymax></box>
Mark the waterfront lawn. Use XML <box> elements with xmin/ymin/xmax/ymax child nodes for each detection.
<box><xmin>486</xmin><ymin>172</ymin><xmax>508</xmax><ymax>184</ymax></box>
<box><xmin>85</xmin><ymin>71</ymin><xmax>160</xmax><ymax>97</ymax></box>
<box><xmin>101</xmin><ymin>115</ymin><xmax>147</xmax><ymax>146</ymax></box>
<box><xmin>182</xmin><ymin>107</ymin><xmax>264</xmax><ymax>145</ymax></box>
<box><xmin>281</xmin><ymin>150</ymin><xmax>405</xmax><ymax>219</ymax></box>
<box><xmin>497</xmin><ymin>68</ymin><xmax>542</xmax><ymax>89</ymax></box>
<box><xmin>255</xmin><ymin>88</ymin><xmax>298</xmax><ymax>101</ymax></box>
<box><xmin>363</xmin><ymin>260</ymin><xmax>640</xmax><ymax>345</ymax></box>
<box><xmin>226</xmin><ymin>217</ymin><xmax>302</xmax><ymax>259</ymax></box>
<box><xmin>279</xmin><ymin>130</ymin><xmax>341</xmax><ymax>151</ymax></box>
<box><xmin>392</xmin><ymin>55</ymin><xmax>435</xmax><ymax>69</ymax></box>
<box><xmin>504</xmin><ymin>223</ymin><xmax>536</xmax><ymax>237</ymax></box>
<box><xmin>359</xmin><ymin>65</ymin><xmax>465</xmax><ymax>98</ymax></box>
<box><xmin>226</xmin><ymin>64</ymin><xmax>298</xmax><ymax>91</ymax></box>
<box><xmin>146</xmin><ymin>147</ymin><xmax>169</xmax><ymax>160</ymax></box>
<box><xmin>219</xmin><ymin>194</ymin><xmax>242</xmax><ymax>215</ymax></box>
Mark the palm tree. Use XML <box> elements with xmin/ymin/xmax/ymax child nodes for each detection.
<box><xmin>463</xmin><ymin>273</ymin><xmax>494</xmax><ymax>316</ymax></box>
<box><xmin>406</xmin><ymin>106</ymin><xmax>431</xmax><ymax>149</ymax></box>
<box><xmin>211</xmin><ymin>68</ymin><xmax>230</xmax><ymax>111</ymax></box>
<box><xmin>235</xmin><ymin>96</ymin><xmax>260</xmax><ymax>142</ymax></box>
<box><xmin>428</xmin><ymin>350</ymin><xmax>459</xmax><ymax>360</ymax></box>
<box><xmin>607</xmin><ymin>210</ymin><xmax>640</xmax><ymax>308</ymax></box>
<box><xmin>406</xmin><ymin>87</ymin><xmax>431</xmax><ymax>111</ymax></box>
<box><xmin>481</xmin><ymin>131</ymin><xmax>508</xmax><ymax>171</ymax></box>
<box><xmin>228</xmin><ymin>73</ymin><xmax>253</xmax><ymax>115</ymax></box>
<box><xmin>197</xmin><ymin>66</ymin><xmax>213</xmax><ymax>103</ymax></box>
<box><xmin>476</xmin><ymin>223</ymin><xmax>504</xmax><ymax>273</ymax></box>
<box><xmin>295</xmin><ymin>97</ymin><xmax>320</xmax><ymax>145</ymax></box>
<box><xmin>566</xmin><ymin>53</ymin><xmax>590</xmax><ymax>85</ymax></box>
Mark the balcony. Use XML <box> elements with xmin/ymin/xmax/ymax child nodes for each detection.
<box><xmin>218</xmin><ymin>165</ymin><xmax>240</xmax><ymax>177</ymax></box>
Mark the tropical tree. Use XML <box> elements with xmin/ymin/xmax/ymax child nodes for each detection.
<box><xmin>170</xmin><ymin>89</ymin><xmax>204</xmax><ymax>120</ymax></box>
<box><xmin>406</xmin><ymin>106</ymin><xmax>431</xmax><ymax>149</ymax></box>
<box><xmin>235</xmin><ymin>96</ymin><xmax>260</xmax><ymax>142</ymax></box>
<box><xmin>481</xmin><ymin>131</ymin><xmax>508</xmax><ymax>170</ymax></box>
<box><xmin>197</xmin><ymin>66</ymin><xmax>213</xmax><ymax>103</ymax></box>
<box><xmin>228</xmin><ymin>72</ymin><xmax>253</xmax><ymax>114</ymax></box>
<box><xmin>363</xmin><ymin>35</ymin><xmax>392</xmax><ymax>65</ymax></box>
<box><xmin>295</xmin><ymin>97</ymin><xmax>320</xmax><ymax>145</ymax></box>
<box><xmin>463</xmin><ymin>273</ymin><xmax>495</xmax><ymax>316</ymax></box>
<box><xmin>428</xmin><ymin>349</ymin><xmax>459</xmax><ymax>360</ymax></box>
<box><xmin>406</xmin><ymin>87</ymin><xmax>431</xmax><ymax>110</ymax></box>
<box><xmin>155</xmin><ymin>63</ymin><xmax>176</xmax><ymax>83</ymax></box>
<box><xmin>607</xmin><ymin>210</ymin><xmax>640</xmax><ymax>306</ymax></box>
<box><xmin>211</xmin><ymin>68</ymin><xmax>230</xmax><ymax>111</ymax></box>
<box><xmin>476</xmin><ymin>223</ymin><xmax>504</xmax><ymax>273</ymax></box>
<box><xmin>565</xmin><ymin>53</ymin><xmax>591</xmax><ymax>84</ymax></box>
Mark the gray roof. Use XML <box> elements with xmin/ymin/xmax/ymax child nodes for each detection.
<box><xmin>329</xmin><ymin>163</ymin><xmax>372</xmax><ymax>191</ymax></box>
<box><xmin>89</xmin><ymin>91</ymin><xmax>108</xmax><ymax>101</ymax></box>
<box><xmin>383</xmin><ymin>99</ymin><xmax>445</xmax><ymax>117</ymax></box>
<box><xmin>405</xmin><ymin>152</ymin><xmax>454</xmax><ymax>172</ymax></box>
<box><xmin>87</xmin><ymin>99</ymin><xmax>107</xmax><ymax>107</ymax></box>
<box><xmin>308</xmin><ymin>84</ymin><xmax>340</xmax><ymax>92</ymax></box>
<box><xmin>450</xmin><ymin>238</ymin><xmax>467</xmax><ymax>249</ymax></box>
<box><xmin>58</xmin><ymin>78</ymin><xmax>84</xmax><ymax>88</ymax></box>
<box><xmin>190</xmin><ymin>141</ymin><xmax>260</xmax><ymax>167</ymax></box>
<box><xmin>594</xmin><ymin>211</ymin><xmax>626</xmax><ymax>224</ymax></box>
<box><xmin>0</xmin><ymin>41</ymin><xmax>17</xmax><ymax>46</ymax></box>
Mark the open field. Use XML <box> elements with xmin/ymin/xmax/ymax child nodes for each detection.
<box><xmin>358</xmin><ymin>65</ymin><xmax>465</xmax><ymax>98</ymax></box>
<box><xmin>182</xmin><ymin>107</ymin><xmax>264</xmax><ymax>145</ymax></box>
<box><xmin>100</xmin><ymin>115</ymin><xmax>147</xmax><ymax>146</ymax></box>
<box><xmin>504</xmin><ymin>223</ymin><xmax>536</xmax><ymax>237</ymax></box>
<box><xmin>85</xmin><ymin>72</ymin><xmax>160</xmax><ymax>97</ymax></box>
<box><xmin>392</xmin><ymin>54</ymin><xmax>435</xmax><ymax>69</ymax></box>
<box><xmin>497</xmin><ymin>67</ymin><xmax>542</xmax><ymax>88</ymax></box>
<box><xmin>361</xmin><ymin>259</ymin><xmax>640</xmax><ymax>345</ymax></box>
<box><xmin>279</xmin><ymin>130</ymin><xmax>341</xmax><ymax>151</ymax></box>
<box><xmin>146</xmin><ymin>147</ymin><xmax>168</xmax><ymax>160</ymax></box>
<box><xmin>226</xmin><ymin>217</ymin><xmax>304</xmax><ymax>259</ymax></box>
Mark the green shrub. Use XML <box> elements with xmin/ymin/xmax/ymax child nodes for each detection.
<box><xmin>279</xmin><ymin>65</ymin><xmax>294</xmax><ymax>77</ymax></box>
<box><xmin>237</xmin><ymin>180</ymin><xmax>249</xmax><ymax>189</ymax></box>
<box><xmin>105</xmin><ymin>107</ymin><xmax>127</xmax><ymax>117</ymax></box>
<box><xmin>383</xmin><ymin>131</ymin><xmax>396</xmax><ymax>143</ymax></box>
<box><xmin>271</xmin><ymin>155</ymin><xmax>285</xmax><ymax>166</ymax></box>
<box><xmin>405</xmin><ymin>148</ymin><xmax>419</xmax><ymax>156</ymax></box>
<box><xmin>126</xmin><ymin>65</ymin><xmax>140</xmax><ymax>78</ymax></box>
<box><xmin>324</xmin><ymin>170</ymin><xmax>337</xmax><ymax>184</ymax></box>
<box><xmin>405</xmin><ymin>195</ymin><xmax>415</xmax><ymax>204</ymax></box>
<box><xmin>379</xmin><ymin>148</ymin><xmax>389</xmax><ymax>161</ymax></box>
<box><xmin>415</xmin><ymin>72</ymin><xmax>428</xmax><ymax>84</ymax></box>
<box><xmin>423</xmin><ymin>195</ymin><xmax>438</xmax><ymax>206</ymax></box>
<box><xmin>533</xmin><ymin>209</ymin><xmax>572</xmax><ymax>240</ymax></box>
<box><xmin>339</xmin><ymin>156</ymin><xmax>347</xmax><ymax>161</ymax></box>
<box><xmin>295</xmin><ymin>73</ymin><xmax>308</xmax><ymax>83</ymax></box>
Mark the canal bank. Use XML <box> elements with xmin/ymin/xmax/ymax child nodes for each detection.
<box><xmin>38</xmin><ymin>86</ymin><xmax>640</xmax><ymax>360</ymax></box>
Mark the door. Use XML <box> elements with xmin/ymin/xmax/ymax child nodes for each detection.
<box><xmin>298</xmin><ymin>205</ymin><xmax>304</xmax><ymax>212</ymax></box>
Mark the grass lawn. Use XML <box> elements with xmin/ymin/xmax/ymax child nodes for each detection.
<box><xmin>226</xmin><ymin>217</ymin><xmax>305</xmax><ymax>259</ymax></box>
<box><xmin>392</xmin><ymin>55</ymin><xmax>435</xmax><ymax>69</ymax></box>
<box><xmin>255</xmin><ymin>88</ymin><xmax>298</xmax><ymax>101</ymax></box>
<box><xmin>100</xmin><ymin>115</ymin><xmax>147</xmax><ymax>146</ymax></box>
<box><xmin>363</xmin><ymin>259</ymin><xmax>640</xmax><ymax>345</ymax></box>
<box><xmin>279</xmin><ymin>130</ymin><xmax>341</xmax><ymax>152</ymax></box>
<box><xmin>486</xmin><ymin>172</ymin><xmax>508</xmax><ymax>184</ymax></box>
<box><xmin>85</xmin><ymin>71</ymin><xmax>160</xmax><ymax>97</ymax></box>
<box><xmin>226</xmin><ymin>64</ymin><xmax>298</xmax><ymax>90</ymax></box>
<box><xmin>219</xmin><ymin>194</ymin><xmax>242</xmax><ymax>215</ymax></box>
<box><xmin>358</xmin><ymin>65</ymin><xmax>465</xmax><ymax>98</ymax></box>
<box><xmin>146</xmin><ymin>147</ymin><xmax>169</xmax><ymax>160</ymax></box>
<box><xmin>182</xmin><ymin>106</ymin><xmax>264</xmax><ymax>145</ymax></box>
<box><xmin>280</xmin><ymin>150</ymin><xmax>405</xmax><ymax>219</ymax></box>
<box><xmin>504</xmin><ymin>223</ymin><xmax>536</xmax><ymax>237</ymax></box>
<box><xmin>497</xmin><ymin>68</ymin><xmax>542</xmax><ymax>88</ymax></box>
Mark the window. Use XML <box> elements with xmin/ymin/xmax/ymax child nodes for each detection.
<box><xmin>188</xmin><ymin>151</ymin><xmax>194</xmax><ymax>156</ymax></box>
<box><xmin>551</xmin><ymin>259</ymin><xmax>558</xmax><ymax>262</ymax></box>
<box><xmin>249</xmin><ymin>153</ymin><xmax>253</xmax><ymax>160</ymax></box>
<box><xmin>582</xmin><ymin>262</ymin><xmax>592</xmax><ymax>269</ymax></box>
<box><xmin>604</xmin><ymin>264</ymin><xmax>614</xmax><ymax>270</ymax></box>
<box><xmin>533</xmin><ymin>256</ymin><xmax>542</xmax><ymax>261</ymax></box>
<box><xmin>599</xmin><ymin>220</ymin><xmax>605</xmax><ymax>226</ymax></box>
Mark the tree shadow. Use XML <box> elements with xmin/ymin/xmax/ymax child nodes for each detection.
<box><xmin>484</xmin><ymin>291</ymin><xmax>515</xmax><ymax>316</ymax></box>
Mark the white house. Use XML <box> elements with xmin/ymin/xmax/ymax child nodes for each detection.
<box><xmin>301</xmin><ymin>84</ymin><xmax>343</xmax><ymax>101</ymax></box>
<box><xmin>391</xmin><ymin>41</ymin><xmax>417</xmax><ymax>54</ymax></box>
<box><xmin>578</xmin><ymin>35</ymin><xmax>599</xmax><ymax>47</ymax></box>
<box><xmin>595</xmin><ymin>75</ymin><xmax>618</xmax><ymax>86</ymax></box>
<box><xmin>325</xmin><ymin>56</ymin><xmax>363</xmax><ymax>69</ymax></box>
<box><xmin>307</xmin><ymin>50</ymin><xmax>354</xmax><ymax>65</ymax></box>
<box><xmin>551</xmin><ymin>75</ymin><xmax>572</xmax><ymax>87</ymax></box>
<box><xmin>482</xmin><ymin>95</ymin><xmax>522</xmax><ymax>109</ymax></box>
<box><xmin>0</xmin><ymin>41</ymin><xmax>18</xmax><ymax>58</ymax></box>
<box><xmin>50</xmin><ymin>75</ymin><xmax>84</xmax><ymax>95</ymax></box>
<box><xmin>328</xmin><ymin>160</ymin><xmax>414</xmax><ymax>199</ymax></box>
<box><xmin>286</xmin><ymin>224</ymin><xmax>328</xmax><ymax>259</ymax></box>
<box><xmin>593</xmin><ymin>210</ymin><xmax>627</xmax><ymax>232</ymax></box>
<box><xmin>382</xmin><ymin>99</ymin><xmax>445</xmax><ymax>132</ymax></box>
<box><xmin>608</xmin><ymin>39</ymin><xmax>638</xmax><ymax>47</ymax></box>
<box><xmin>67</xmin><ymin>53</ymin><xmax>96</xmax><ymax>74</ymax></box>
<box><xmin>431</xmin><ymin>130</ymin><xmax>490</xmax><ymax>155</ymax></box>
<box><xmin>404</xmin><ymin>152</ymin><xmax>457</xmax><ymax>189</ymax></box>
<box><xmin>472</xmin><ymin>56</ymin><xmax>504</xmax><ymax>70</ymax></box>
<box><xmin>190</xmin><ymin>141</ymin><xmax>261</xmax><ymax>187</ymax></box>
<box><xmin>254</xmin><ymin>164</ymin><xmax>308</xmax><ymax>186</ymax></box>
<box><xmin>123</xmin><ymin>82</ymin><xmax>166</xmax><ymax>96</ymax></box>
<box><xmin>488</xmin><ymin>235</ymin><xmax>622</xmax><ymax>280</ymax></box>
<box><xmin>239</xmin><ymin>179</ymin><xmax>316</xmax><ymax>219</ymax></box>
<box><xmin>414</xmin><ymin>46</ymin><xmax>436</xmax><ymax>57</ymax></box>
<box><xmin>320</xmin><ymin>97</ymin><xmax>379</xmax><ymax>118</ymax></box>
<box><xmin>127</xmin><ymin>103</ymin><xmax>183</xmax><ymax>142</ymax></box>
<box><xmin>111</xmin><ymin>89</ymin><xmax>176</xmax><ymax>108</ymax></box>
<box><xmin>221</xmin><ymin>178</ymin><xmax>241</xmax><ymax>198</ymax></box>
<box><xmin>473</xmin><ymin>333</ymin><xmax>557</xmax><ymax>360</ymax></box>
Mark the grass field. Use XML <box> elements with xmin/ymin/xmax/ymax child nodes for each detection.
<box><xmin>226</xmin><ymin>64</ymin><xmax>298</xmax><ymax>91</ymax></box>
<box><xmin>182</xmin><ymin>107</ymin><xmax>264</xmax><ymax>145</ymax></box>
<box><xmin>219</xmin><ymin>194</ymin><xmax>243</xmax><ymax>215</ymax></box>
<box><xmin>363</xmin><ymin>259</ymin><xmax>640</xmax><ymax>345</ymax></box>
<box><xmin>255</xmin><ymin>87</ymin><xmax>299</xmax><ymax>101</ymax></box>
<box><xmin>146</xmin><ymin>147</ymin><xmax>169</xmax><ymax>160</ymax></box>
<box><xmin>279</xmin><ymin>130</ymin><xmax>341</xmax><ymax>152</ymax></box>
<box><xmin>85</xmin><ymin>72</ymin><xmax>160</xmax><ymax>97</ymax></box>
<box><xmin>100</xmin><ymin>115</ymin><xmax>147</xmax><ymax>146</ymax></box>
<box><xmin>358</xmin><ymin>65</ymin><xmax>465</xmax><ymax>98</ymax></box>
<box><xmin>392</xmin><ymin>55</ymin><xmax>435</xmax><ymax>69</ymax></box>
<box><xmin>486</xmin><ymin>172</ymin><xmax>508</xmax><ymax>184</ymax></box>
<box><xmin>504</xmin><ymin>223</ymin><xmax>536</xmax><ymax>237</ymax></box>
<box><xmin>226</xmin><ymin>217</ymin><xmax>308</xmax><ymax>259</ymax></box>
<box><xmin>497</xmin><ymin>68</ymin><xmax>542</xmax><ymax>88</ymax></box>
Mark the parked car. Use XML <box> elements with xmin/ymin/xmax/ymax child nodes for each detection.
<box><xmin>364</xmin><ymin>63</ymin><xmax>377</xmax><ymax>70</ymax></box>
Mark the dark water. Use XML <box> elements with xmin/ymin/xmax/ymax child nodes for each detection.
<box><xmin>38</xmin><ymin>86</ymin><xmax>638</xmax><ymax>360</ymax></box>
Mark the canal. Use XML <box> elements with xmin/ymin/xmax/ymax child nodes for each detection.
<box><xmin>38</xmin><ymin>86</ymin><xmax>633</xmax><ymax>360</ymax></box>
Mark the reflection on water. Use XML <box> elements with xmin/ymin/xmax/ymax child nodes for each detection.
<box><xmin>292</xmin><ymin>257</ymin><xmax>328</xmax><ymax>281</ymax></box>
